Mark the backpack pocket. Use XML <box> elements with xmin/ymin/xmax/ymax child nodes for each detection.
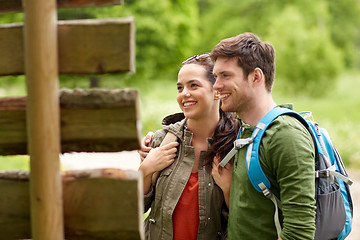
<box><xmin>315</xmin><ymin>183</ymin><xmax>346</xmax><ymax>240</ymax></box>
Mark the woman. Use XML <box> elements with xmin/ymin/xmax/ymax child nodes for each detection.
<box><xmin>138</xmin><ymin>53</ymin><xmax>238</xmax><ymax>240</ymax></box>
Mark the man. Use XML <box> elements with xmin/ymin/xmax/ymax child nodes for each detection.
<box><xmin>211</xmin><ymin>32</ymin><xmax>316</xmax><ymax>240</ymax></box>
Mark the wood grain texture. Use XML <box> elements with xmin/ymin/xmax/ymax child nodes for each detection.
<box><xmin>0</xmin><ymin>0</ymin><xmax>122</xmax><ymax>13</ymax></box>
<box><xmin>0</xmin><ymin>89</ymin><xmax>141</xmax><ymax>155</ymax></box>
<box><xmin>23</xmin><ymin>0</ymin><xmax>64</xmax><ymax>238</ymax></box>
<box><xmin>0</xmin><ymin>17</ymin><xmax>135</xmax><ymax>76</ymax></box>
<box><xmin>0</xmin><ymin>171</ymin><xmax>31</xmax><ymax>240</ymax></box>
<box><xmin>0</xmin><ymin>169</ymin><xmax>144</xmax><ymax>240</ymax></box>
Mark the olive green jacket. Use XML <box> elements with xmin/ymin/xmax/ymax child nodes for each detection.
<box><xmin>143</xmin><ymin>113</ymin><xmax>227</xmax><ymax>240</ymax></box>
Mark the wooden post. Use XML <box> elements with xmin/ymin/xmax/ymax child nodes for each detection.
<box><xmin>23</xmin><ymin>0</ymin><xmax>64</xmax><ymax>239</ymax></box>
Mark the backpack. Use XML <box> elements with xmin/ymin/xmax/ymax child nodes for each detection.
<box><xmin>219</xmin><ymin>107</ymin><xmax>353</xmax><ymax>240</ymax></box>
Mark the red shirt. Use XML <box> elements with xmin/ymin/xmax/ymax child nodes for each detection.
<box><xmin>172</xmin><ymin>172</ymin><xmax>199</xmax><ymax>240</ymax></box>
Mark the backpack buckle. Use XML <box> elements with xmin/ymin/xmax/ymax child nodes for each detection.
<box><xmin>234</xmin><ymin>136</ymin><xmax>254</xmax><ymax>150</ymax></box>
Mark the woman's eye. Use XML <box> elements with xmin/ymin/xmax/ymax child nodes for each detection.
<box><xmin>191</xmin><ymin>83</ymin><xmax>199</xmax><ymax>88</ymax></box>
<box><xmin>177</xmin><ymin>86</ymin><xmax>183</xmax><ymax>91</ymax></box>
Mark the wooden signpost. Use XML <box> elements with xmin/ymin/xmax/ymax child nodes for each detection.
<box><xmin>0</xmin><ymin>18</ymin><xmax>135</xmax><ymax>76</ymax></box>
<box><xmin>0</xmin><ymin>0</ymin><xmax>142</xmax><ymax>239</ymax></box>
<box><xmin>0</xmin><ymin>169</ymin><xmax>144</xmax><ymax>240</ymax></box>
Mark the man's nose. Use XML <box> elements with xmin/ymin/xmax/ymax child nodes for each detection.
<box><xmin>213</xmin><ymin>79</ymin><xmax>223</xmax><ymax>91</ymax></box>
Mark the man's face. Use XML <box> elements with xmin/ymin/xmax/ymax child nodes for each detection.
<box><xmin>213</xmin><ymin>57</ymin><xmax>252</xmax><ymax>115</ymax></box>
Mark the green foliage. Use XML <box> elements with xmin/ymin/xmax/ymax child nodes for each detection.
<box><xmin>0</xmin><ymin>12</ymin><xmax>23</xmax><ymax>24</ymax></box>
<box><xmin>273</xmin><ymin>71</ymin><xmax>360</xmax><ymax>167</ymax></box>
<box><xmin>83</xmin><ymin>0</ymin><xmax>200</xmax><ymax>78</ymax></box>
<box><xmin>328</xmin><ymin>0</ymin><xmax>360</xmax><ymax>68</ymax></box>
<box><xmin>198</xmin><ymin>0</ymin><xmax>358</xmax><ymax>96</ymax></box>
<box><xmin>0</xmin><ymin>155</ymin><xmax>29</xmax><ymax>170</ymax></box>
<box><xmin>267</xmin><ymin>6</ymin><xmax>343</xmax><ymax>96</ymax></box>
<box><xmin>0</xmin><ymin>75</ymin><xmax>27</xmax><ymax>96</ymax></box>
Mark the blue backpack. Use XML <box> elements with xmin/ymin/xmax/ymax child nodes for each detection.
<box><xmin>220</xmin><ymin>107</ymin><xmax>353</xmax><ymax>240</ymax></box>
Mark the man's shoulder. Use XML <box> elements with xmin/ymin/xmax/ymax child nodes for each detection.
<box><xmin>268</xmin><ymin>114</ymin><xmax>309</xmax><ymax>136</ymax></box>
<box><xmin>262</xmin><ymin>114</ymin><xmax>314</xmax><ymax>150</ymax></box>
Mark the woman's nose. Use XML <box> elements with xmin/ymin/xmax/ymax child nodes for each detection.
<box><xmin>181</xmin><ymin>88</ymin><xmax>190</xmax><ymax>97</ymax></box>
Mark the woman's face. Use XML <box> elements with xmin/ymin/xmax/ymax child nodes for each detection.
<box><xmin>176</xmin><ymin>64</ymin><xmax>219</xmax><ymax>120</ymax></box>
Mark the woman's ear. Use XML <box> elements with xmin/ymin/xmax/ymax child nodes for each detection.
<box><xmin>214</xmin><ymin>90</ymin><xmax>220</xmax><ymax>100</ymax></box>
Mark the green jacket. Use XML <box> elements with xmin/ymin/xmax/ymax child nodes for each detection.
<box><xmin>144</xmin><ymin>113</ymin><xmax>227</xmax><ymax>240</ymax></box>
<box><xmin>228</xmin><ymin>113</ymin><xmax>316</xmax><ymax>240</ymax></box>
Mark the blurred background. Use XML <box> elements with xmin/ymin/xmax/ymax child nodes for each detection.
<box><xmin>1</xmin><ymin>0</ymin><xmax>359</xmax><ymax>170</ymax></box>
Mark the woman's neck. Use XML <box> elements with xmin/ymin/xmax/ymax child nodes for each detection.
<box><xmin>187</xmin><ymin>114</ymin><xmax>219</xmax><ymax>140</ymax></box>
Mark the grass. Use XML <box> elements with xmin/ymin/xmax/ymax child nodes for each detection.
<box><xmin>1</xmin><ymin>71</ymin><xmax>359</xmax><ymax>170</ymax></box>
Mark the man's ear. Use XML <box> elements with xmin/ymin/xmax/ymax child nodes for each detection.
<box><xmin>214</xmin><ymin>90</ymin><xmax>220</xmax><ymax>100</ymax></box>
<box><xmin>252</xmin><ymin>67</ymin><xmax>264</xmax><ymax>86</ymax></box>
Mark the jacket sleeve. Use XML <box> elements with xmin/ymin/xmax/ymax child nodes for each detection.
<box><xmin>142</xmin><ymin>129</ymin><xmax>167</xmax><ymax>212</ymax></box>
<box><xmin>262</xmin><ymin>116</ymin><xmax>316</xmax><ymax>240</ymax></box>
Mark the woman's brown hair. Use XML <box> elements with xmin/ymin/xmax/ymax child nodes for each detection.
<box><xmin>182</xmin><ymin>54</ymin><xmax>239</xmax><ymax>165</ymax></box>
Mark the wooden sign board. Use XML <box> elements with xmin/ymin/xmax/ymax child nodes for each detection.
<box><xmin>0</xmin><ymin>169</ymin><xmax>144</xmax><ymax>240</ymax></box>
<box><xmin>0</xmin><ymin>0</ymin><xmax>123</xmax><ymax>13</ymax></box>
<box><xmin>0</xmin><ymin>17</ymin><xmax>135</xmax><ymax>76</ymax></box>
<box><xmin>0</xmin><ymin>89</ymin><xmax>141</xmax><ymax>155</ymax></box>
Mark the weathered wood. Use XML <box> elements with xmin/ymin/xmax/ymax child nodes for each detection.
<box><xmin>0</xmin><ymin>18</ymin><xmax>135</xmax><ymax>76</ymax></box>
<box><xmin>0</xmin><ymin>169</ymin><xmax>144</xmax><ymax>240</ymax></box>
<box><xmin>0</xmin><ymin>96</ymin><xmax>27</xmax><ymax>155</ymax></box>
<box><xmin>0</xmin><ymin>171</ymin><xmax>31</xmax><ymax>240</ymax></box>
<box><xmin>0</xmin><ymin>0</ymin><xmax>123</xmax><ymax>13</ymax></box>
<box><xmin>0</xmin><ymin>89</ymin><xmax>141</xmax><ymax>155</ymax></box>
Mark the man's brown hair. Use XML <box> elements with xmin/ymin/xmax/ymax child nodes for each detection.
<box><xmin>211</xmin><ymin>32</ymin><xmax>276</xmax><ymax>92</ymax></box>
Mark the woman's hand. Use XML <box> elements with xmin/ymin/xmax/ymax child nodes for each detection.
<box><xmin>139</xmin><ymin>141</ymin><xmax>179</xmax><ymax>177</ymax></box>
<box><xmin>138</xmin><ymin>132</ymin><xmax>154</xmax><ymax>162</ymax></box>
<box><xmin>212</xmin><ymin>155</ymin><xmax>233</xmax><ymax>207</ymax></box>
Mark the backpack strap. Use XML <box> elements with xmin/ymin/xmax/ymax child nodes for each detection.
<box><xmin>219</xmin><ymin>137</ymin><xmax>254</xmax><ymax>167</ymax></box>
<box><xmin>246</xmin><ymin>107</ymin><xmax>302</xmax><ymax>192</ymax></box>
<box><xmin>246</xmin><ymin>107</ymin><xmax>304</xmax><ymax>238</ymax></box>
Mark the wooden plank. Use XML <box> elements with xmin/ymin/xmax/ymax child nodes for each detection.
<box><xmin>63</xmin><ymin>168</ymin><xmax>144</xmax><ymax>239</ymax></box>
<box><xmin>0</xmin><ymin>0</ymin><xmax>123</xmax><ymax>13</ymax></box>
<box><xmin>0</xmin><ymin>169</ymin><xmax>144</xmax><ymax>240</ymax></box>
<box><xmin>0</xmin><ymin>17</ymin><xmax>135</xmax><ymax>76</ymax></box>
<box><xmin>0</xmin><ymin>96</ymin><xmax>27</xmax><ymax>154</ymax></box>
<box><xmin>0</xmin><ymin>171</ymin><xmax>31</xmax><ymax>240</ymax></box>
<box><xmin>0</xmin><ymin>89</ymin><xmax>141</xmax><ymax>155</ymax></box>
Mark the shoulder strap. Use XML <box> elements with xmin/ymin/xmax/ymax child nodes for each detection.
<box><xmin>246</xmin><ymin>107</ymin><xmax>305</xmax><ymax>192</ymax></box>
<box><xmin>160</xmin><ymin>131</ymin><xmax>177</xmax><ymax>147</ymax></box>
<box><xmin>246</xmin><ymin>107</ymin><xmax>307</xmax><ymax>238</ymax></box>
<box><xmin>151</xmin><ymin>131</ymin><xmax>177</xmax><ymax>184</ymax></box>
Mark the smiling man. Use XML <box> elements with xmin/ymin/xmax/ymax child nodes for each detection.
<box><xmin>210</xmin><ymin>33</ymin><xmax>316</xmax><ymax>240</ymax></box>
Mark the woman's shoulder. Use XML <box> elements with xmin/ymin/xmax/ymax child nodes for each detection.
<box><xmin>149</xmin><ymin>112</ymin><xmax>186</xmax><ymax>147</ymax></box>
<box><xmin>161</xmin><ymin>112</ymin><xmax>185</xmax><ymax>127</ymax></box>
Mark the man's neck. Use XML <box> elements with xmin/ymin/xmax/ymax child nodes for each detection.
<box><xmin>238</xmin><ymin>95</ymin><xmax>276</xmax><ymax>126</ymax></box>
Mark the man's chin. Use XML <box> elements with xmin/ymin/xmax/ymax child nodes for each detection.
<box><xmin>220</xmin><ymin>104</ymin><xmax>234</xmax><ymax>113</ymax></box>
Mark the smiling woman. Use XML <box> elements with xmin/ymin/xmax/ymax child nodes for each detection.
<box><xmin>138</xmin><ymin>53</ymin><xmax>238</xmax><ymax>240</ymax></box>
